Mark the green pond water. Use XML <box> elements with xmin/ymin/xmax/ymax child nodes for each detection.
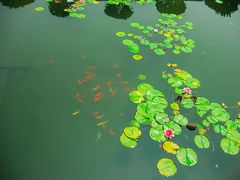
<box><xmin>0</xmin><ymin>0</ymin><xmax>240</xmax><ymax>180</ymax></box>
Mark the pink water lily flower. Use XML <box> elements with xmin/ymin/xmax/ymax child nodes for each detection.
<box><xmin>79</xmin><ymin>0</ymin><xmax>85</xmax><ymax>3</ymax></box>
<box><xmin>74</xmin><ymin>4</ymin><xmax>79</xmax><ymax>8</ymax></box>
<box><xmin>183</xmin><ymin>87</ymin><xmax>192</xmax><ymax>94</ymax></box>
<box><xmin>164</xmin><ymin>128</ymin><xmax>175</xmax><ymax>139</ymax></box>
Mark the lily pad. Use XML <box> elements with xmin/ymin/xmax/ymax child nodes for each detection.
<box><xmin>132</xmin><ymin>54</ymin><xmax>143</xmax><ymax>61</ymax></box>
<box><xmin>157</xmin><ymin>158</ymin><xmax>177</xmax><ymax>177</ymax></box>
<box><xmin>124</xmin><ymin>127</ymin><xmax>142</xmax><ymax>139</ymax></box>
<box><xmin>137</xmin><ymin>83</ymin><xmax>153</xmax><ymax>95</ymax></box>
<box><xmin>116</xmin><ymin>32</ymin><xmax>126</xmax><ymax>37</ymax></box>
<box><xmin>149</xmin><ymin>128</ymin><xmax>166</xmax><ymax>142</ymax></box>
<box><xmin>194</xmin><ymin>135</ymin><xmax>210</xmax><ymax>149</ymax></box>
<box><xmin>176</xmin><ymin>148</ymin><xmax>198</xmax><ymax>166</ymax></box>
<box><xmin>162</xmin><ymin>141</ymin><xmax>180</xmax><ymax>155</ymax></box>
<box><xmin>213</xmin><ymin>124</ymin><xmax>227</xmax><ymax>135</ymax></box>
<box><xmin>173</xmin><ymin>114</ymin><xmax>188</xmax><ymax>126</ymax></box>
<box><xmin>220</xmin><ymin>138</ymin><xmax>239</xmax><ymax>155</ymax></box>
<box><xmin>34</xmin><ymin>7</ymin><xmax>44</xmax><ymax>12</ymax></box>
<box><xmin>154</xmin><ymin>48</ymin><xmax>165</xmax><ymax>56</ymax></box>
<box><xmin>120</xmin><ymin>133</ymin><xmax>137</xmax><ymax>148</ymax></box>
<box><xmin>138</xmin><ymin>74</ymin><xmax>146</xmax><ymax>80</ymax></box>
<box><xmin>181</xmin><ymin>99</ymin><xmax>194</xmax><ymax>108</ymax></box>
<box><xmin>129</xmin><ymin>90</ymin><xmax>144</xmax><ymax>103</ymax></box>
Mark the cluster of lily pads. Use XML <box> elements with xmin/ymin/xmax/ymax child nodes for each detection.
<box><xmin>107</xmin><ymin>0</ymin><xmax>155</xmax><ymax>6</ymax></box>
<box><xmin>120</xmin><ymin>65</ymin><xmax>240</xmax><ymax>177</ymax></box>
<box><xmin>115</xmin><ymin>13</ymin><xmax>195</xmax><ymax>60</ymax></box>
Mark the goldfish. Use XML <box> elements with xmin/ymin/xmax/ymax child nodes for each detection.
<box><xmin>116</xmin><ymin>73</ymin><xmax>122</xmax><ymax>78</ymax></box>
<box><xmin>112</xmin><ymin>64</ymin><xmax>120</xmax><ymax>69</ymax></box>
<box><xmin>115</xmin><ymin>81</ymin><xmax>128</xmax><ymax>85</ymax></box>
<box><xmin>109</xmin><ymin>129</ymin><xmax>115</xmax><ymax>136</ymax></box>
<box><xmin>95</xmin><ymin>114</ymin><xmax>104</xmax><ymax>120</ymax></box>
<box><xmin>93</xmin><ymin>92</ymin><xmax>104</xmax><ymax>103</ymax></box>
<box><xmin>97</xmin><ymin>120</ymin><xmax>108</xmax><ymax>129</ymax></box>
<box><xmin>111</xmin><ymin>91</ymin><xmax>116</xmax><ymax>96</ymax></box>
<box><xmin>92</xmin><ymin>84</ymin><xmax>102</xmax><ymax>91</ymax></box>
<box><xmin>106</xmin><ymin>81</ymin><xmax>112</xmax><ymax>86</ymax></box>
<box><xmin>76</xmin><ymin>92</ymin><xmax>84</xmax><ymax>104</ymax></box>
<box><xmin>72</xmin><ymin>111</ymin><xmax>80</xmax><ymax>116</ymax></box>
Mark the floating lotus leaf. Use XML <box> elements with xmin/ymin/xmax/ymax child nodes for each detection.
<box><xmin>194</xmin><ymin>135</ymin><xmax>210</xmax><ymax>149</ymax></box>
<box><xmin>176</xmin><ymin>148</ymin><xmax>198</xmax><ymax>166</ymax></box>
<box><xmin>137</xmin><ymin>103</ymin><xmax>148</xmax><ymax>115</ymax></box>
<box><xmin>146</xmin><ymin>89</ymin><xmax>164</xmax><ymax>100</ymax></box>
<box><xmin>130</xmin><ymin>120</ymin><xmax>141</xmax><ymax>128</ymax></box>
<box><xmin>226</xmin><ymin>129</ymin><xmax>240</xmax><ymax>143</ymax></box>
<box><xmin>140</xmin><ymin>39</ymin><xmax>150</xmax><ymax>45</ymax></box>
<box><xmin>132</xmin><ymin>54</ymin><xmax>143</xmax><ymax>61</ymax></box>
<box><xmin>69</xmin><ymin>13</ymin><xmax>78</xmax><ymax>17</ymax></box>
<box><xmin>152</xmin><ymin>97</ymin><xmax>168</xmax><ymax>109</ymax></box>
<box><xmin>195</xmin><ymin>97</ymin><xmax>211</xmax><ymax>111</ymax></box>
<box><xmin>116</xmin><ymin>32</ymin><xmax>126</xmax><ymax>37</ymax></box>
<box><xmin>170</xmin><ymin>103</ymin><xmax>180</xmax><ymax>111</ymax></box>
<box><xmin>174</xmin><ymin>88</ymin><xmax>183</xmax><ymax>94</ymax></box>
<box><xmin>215</xmin><ymin>0</ymin><xmax>224</xmax><ymax>4</ymax></box>
<box><xmin>181</xmin><ymin>99</ymin><xmax>194</xmax><ymax>108</ymax></box>
<box><xmin>174</xmin><ymin>69</ymin><xmax>192</xmax><ymax>80</ymax></box>
<box><xmin>146</xmin><ymin>26</ymin><xmax>154</xmax><ymax>31</ymax></box>
<box><xmin>142</xmin><ymin>30</ymin><xmax>150</xmax><ymax>34</ymax></box>
<box><xmin>162</xmin><ymin>141</ymin><xmax>180</xmax><ymax>155</ymax></box>
<box><xmin>129</xmin><ymin>90</ymin><xmax>144</xmax><ymax>103</ymax></box>
<box><xmin>149</xmin><ymin>43</ymin><xmax>158</xmax><ymax>49</ymax></box>
<box><xmin>76</xmin><ymin>14</ymin><xmax>86</xmax><ymax>19</ymax></box>
<box><xmin>184</xmin><ymin>77</ymin><xmax>200</xmax><ymax>89</ymax></box>
<box><xmin>154</xmin><ymin>48</ymin><xmax>165</xmax><ymax>56</ymax></box>
<box><xmin>138</xmin><ymin>74</ymin><xmax>146</xmax><ymax>80</ymax></box>
<box><xmin>220</xmin><ymin>138</ymin><xmax>239</xmax><ymax>155</ymax></box>
<box><xmin>34</xmin><ymin>7</ymin><xmax>44</xmax><ymax>12</ymax></box>
<box><xmin>120</xmin><ymin>133</ymin><xmax>137</xmax><ymax>148</ymax></box>
<box><xmin>196</xmin><ymin>110</ymin><xmax>208</xmax><ymax>117</ymax></box>
<box><xmin>137</xmin><ymin>83</ymin><xmax>153</xmax><ymax>95</ymax></box>
<box><xmin>130</xmin><ymin>22</ymin><xmax>140</xmax><ymax>28</ymax></box>
<box><xmin>173</xmin><ymin>114</ymin><xmax>188</xmax><ymax>126</ymax></box>
<box><xmin>213</xmin><ymin>124</ymin><xmax>227</xmax><ymax>135</ymax></box>
<box><xmin>128</xmin><ymin>43</ymin><xmax>140</xmax><ymax>54</ymax></box>
<box><xmin>157</xmin><ymin>158</ymin><xmax>177</xmax><ymax>177</ymax></box>
<box><xmin>122</xmin><ymin>39</ymin><xmax>134</xmax><ymax>46</ymax></box>
<box><xmin>135</xmin><ymin>112</ymin><xmax>152</xmax><ymax>124</ymax></box>
<box><xmin>168</xmin><ymin>76</ymin><xmax>183</xmax><ymax>88</ymax></box>
<box><xmin>225</xmin><ymin>120</ymin><xmax>238</xmax><ymax>130</ymax></box>
<box><xmin>155</xmin><ymin>113</ymin><xmax>169</xmax><ymax>124</ymax></box>
<box><xmin>165</xmin><ymin>121</ymin><xmax>181</xmax><ymax>135</ymax></box>
<box><xmin>124</xmin><ymin>127</ymin><xmax>142</xmax><ymax>139</ymax></box>
<box><xmin>173</xmin><ymin>49</ymin><xmax>181</xmax><ymax>54</ymax></box>
<box><xmin>149</xmin><ymin>128</ymin><xmax>166</xmax><ymax>142</ymax></box>
<box><xmin>211</xmin><ymin>108</ymin><xmax>230</xmax><ymax>122</ymax></box>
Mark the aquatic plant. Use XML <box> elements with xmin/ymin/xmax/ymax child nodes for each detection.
<box><xmin>120</xmin><ymin>65</ymin><xmax>240</xmax><ymax>177</ymax></box>
<box><xmin>115</xmin><ymin>13</ymin><xmax>195</xmax><ymax>60</ymax></box>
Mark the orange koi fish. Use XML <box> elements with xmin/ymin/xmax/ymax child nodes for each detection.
<box><xmin>111</xmin><ymin>91</ymin><xmax>116</xmax><ymax>96</ymax></box>
<box><xmin>116</xmin><ymin>73</ymin><xmax>122</xmax><ymax>78</ymax></box>
<box><xmin>92</xmin><ymin>84</ymin><xmax>102</xmax><ymax>91</ymax></box>
<box><xmin>115</xmin><ymin>81</ymin><xmax>129</xmax><ymax>85</ymax></box>
<box><xmin>76</xmin><ymin>92</ymin><xmax>84</xmax><ymax>104</ymax></box>
<box><xmin>109</xmin><ymin>129</ymin><xmax>115</xmax><ymax>136</ymax></box>
<box><xmin>97</xmin><ymin>120</ymin><xmax>108</xmax><ymax>129</ymax></box>
<box><xmin>112</xmin><ymin>64</ymin><xmax>120</xmax><ymax>69</ymax></box>
<box><xmin>93</xmin><ymin>92</ymin><xmax>104</xmax><ymax>103</ymax></box>
<box><xmin>106</xmin><ymin>81</ymin><xmax>112</xmax><ymax>86</ymax></box>
<box><xmin>95</xmin><ymin>114</ymin><xmax>104</xmax><ymax>120</ymax></box>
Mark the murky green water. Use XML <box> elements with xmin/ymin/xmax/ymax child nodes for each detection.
<box><xmin>0</xmin><ymin>0</ymin><xmax>240</xmax><ymax>180</ymax></box>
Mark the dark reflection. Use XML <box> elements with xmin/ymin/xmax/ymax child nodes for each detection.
<box><xmin>156</xmin><ymin>0</ymin><xmax>186</xmax><ymax>15</ymax></box>
<box><xmin>104</xmin><ymin>3</ymin><xmax>134</xmax><ymax>20</ymax></box>
<box><xmin>48</xmin><ymin>0</ymin><xmax>70</xmax><ymax>17</ymax></box>
<box><xmin>0</xmin><ymin>0</ymin><xmax>34</xmax><ymax>9</ymax></box>
<box><xmin>204</xmin><ymin>0</ymin><xmax>240</xmax><ymax>17</ymax></box>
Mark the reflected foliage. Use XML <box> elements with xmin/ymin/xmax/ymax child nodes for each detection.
<box><xmin>204</xmin><ymin>0</ymin><xmax>240</xmax><ymax>17</ymax></box>
<box><xmin>156</xmin><ymin>0</ymin><xmax>186</xmax><ymax>15</ymax></box>
<box><xmin>104</xmin><ymin>3</ymin><xmax>133</xmax><ymax>19</ymax></box>
<box><xmin>0</xmin><ymin>0</ymin><xmax>34</xmax><ymax>9</ymax></box>
<box><xmin>48</xmin><ymin>0</ymin><xmax>69</xmax><ymax>17</ymax></box>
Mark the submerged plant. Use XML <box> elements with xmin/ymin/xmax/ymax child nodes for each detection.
<box><xmin>120</xmin><ymin>65</ymin><xmax>240</xmax><ymax>177</ymax></box>
<box><xmin>115</xmin><ymin>13</ymin><xmax>195</xmax><ymax>60</ymax></box>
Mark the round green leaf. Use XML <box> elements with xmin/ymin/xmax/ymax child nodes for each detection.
<box><xmin>34</xmin><ymin>7</ymin><xmax>44</xmax><ymax>12</ymax></box>
<box><xmin>154</xmin><ymin>48</ymin><xmax>165</xmax><ymax>56</ymax></box>
<box><xmin>181</xmin><ymin>99</ymin><xmax>194</xmax><ymax>108</ymax></box>
<box><xmin>120</xmin><ymin>133</ymin><xmax>137</xmax><ymax>148</ymax></box>
<box><xmin>176</xmin><ymin>148</ymin><xmax>198</xmax><ymax>166</ymax></box>
<box><xmin>146</xmin><ymin>89</ymin><xmax>164</xmax><ymax>100</ymax></box>
<box><xmin>116</xmin><ymin>31</ymin><xmax>126</xmax><ymax>37</ymax></box>
<box><xmin>149</xmin><ymin>128</ymin><xmax>166</xmax><ymax>142</ymax></box>
<box><xmin>165</xmin><ymin>121</ymin><xmax>181</xmax><ymax>135</ymax></box>
<box><xmin>128</xmin><ymin>43</ymin><xmax>139</xmax><ymax>54</ymax></box>
<box><xmin>194</xmin><ymin>135</ymin><xmax>210</xmax><ymax>149</ymax></box>
<box><xmin>138</xmin><ymin>74</ymin><xmax>146</xmax><ymax>80</ymax></box>
<box><xmin>124</xmin><ymin>127</ymin><xmax>142</xmax><ymax>139</ymax></box>
<box><xmin>122</xmin><ymin>39</ymin><xmax>134</xmax><ymax>46</ymax></box>
<box><xmin>129</xmin><ymin>90</ymin><xmax>144</xmax><ymax>103</ymax></box>
<box><xmin>213</xmin><ymin>124</ymin><xmax>227</xmax><ymax>135</ymax></box>
<box><xmin>157</xmin><ymin>158</ymin><xmax>177</xmax><ymax>177</ymax></box>
<box><xmin>137</xmin><ymin>83</ymin><xmax>153</xmax><ymax>95</ymax></box>
<box><xmin>220</xmin><ymin>138</ymin><xmax>239</xmax><ymax>155</ymax></box>
<box><xmin>168</xmin><ymin>76</ymin><xmax>183</xmax><ymax>88</ymax></box>
<box><xmin>173</xmin><ymin>114</ymin><xmax>188</xmax><ymax>126</ymax></box>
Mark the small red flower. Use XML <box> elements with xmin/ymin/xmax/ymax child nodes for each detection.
<box><xmin>164</xmin><ymin>128</ymin><xmax>175</xmax><ymax>139</ymax></box>
<box><xmin>183</xmin><ymin>87</ymin><xmax>192</xmax><ymax>94</ymax></box>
